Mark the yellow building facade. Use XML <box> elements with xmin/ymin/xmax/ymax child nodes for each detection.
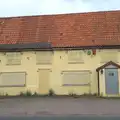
<box><xmin>0</xmin><ymin>49</ymin><xmax>119</xmax><ymax>97</ymax></box>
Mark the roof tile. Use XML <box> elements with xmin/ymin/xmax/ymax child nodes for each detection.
<box><xmin>1</xmin><ymin>10</ymin><xmax>120</xmax><ymax>47</ymax></box>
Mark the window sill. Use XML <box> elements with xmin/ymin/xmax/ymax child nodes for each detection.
<box><xmin>0</xmin><ymin>85</ymin><xmax>26</xmax><ymax>87</ymax></box>
<box><xmin>68</xmin><ymin>61</ymin><xmax>84</xmax><ymax>64</ymax></box>
<box><xmin>62</xmin><ymin>83</ymin><xmax>90</xmax><ymax>86</ymax></box>
<box><xmin>36</xmin><ymin>63</ymin><xmax>52</xmax><ymax>65</ymax></box>
<box><xmin>6</xmin><ymin>64</ymin><xmax>21</xmax><ymax>66</ymax></box>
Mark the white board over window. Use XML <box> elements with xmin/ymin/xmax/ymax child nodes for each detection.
<box><xmin>0</xmin><ymin>72</ymin><xmax>26</xmax><ymax>87</ymax></box>
<box><xmin>36</xmin><ymin>51</ymin><xmax>53</xmax><ymax>64</ymax></box>
<box><xmin>68</xmin><ymin>50</ymin><xmax>83</xmax><ymax>63</ymax></box>
<box><xmin>62</xmin><ymin>71</ymin><xmax>91</xmax><ymax>86</ymax></box>
<box><xmin>100</xmin><ymin>50</ymin><xmax>118</xmax><ymax>63</ymax></box>
<box><xmin>6</xmin><ymin>52</ymin><xmax>22</xmax><ymax>65</ymax></box>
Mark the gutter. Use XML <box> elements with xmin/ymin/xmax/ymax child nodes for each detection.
<box><xmin>52</xmin><ymin>45</ymin><xmax>120</xmax><ymax>50</ymax></box>
<box><xmin>0</xmin><ymin>44</ymin><xmax>120</xmax><ymax>51</ymax></box>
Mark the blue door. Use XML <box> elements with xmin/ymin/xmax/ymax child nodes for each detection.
<box><xmin>105</xmin><ymin>69</ymin><xmax>119</xmax><ymax>95</ymax></box>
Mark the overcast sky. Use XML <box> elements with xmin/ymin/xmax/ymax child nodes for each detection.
<box><xmin>0</xmin><ymin>0</ymin><xmax>120</xmax><ymax>17</ymax></box>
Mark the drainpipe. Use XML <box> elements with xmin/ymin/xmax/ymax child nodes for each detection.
<box><xmin>97</xmin><ymin>71</ymin><xmax>100</xmax><ymax>96</ymax></box>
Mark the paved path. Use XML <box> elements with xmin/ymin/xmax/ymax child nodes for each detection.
<box><xmin>0</xmin><ymin>97</ymin><xmax>120</xmax><ymax>116</ymax></box>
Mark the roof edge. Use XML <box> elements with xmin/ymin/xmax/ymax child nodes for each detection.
<box><xmin>0</xmin><ymin>44</ymin><xmax>120</xmax><ymax>51</ymax></box>
<box><xmin>52</xmin><ymin>45</ymin><xmax>120</xmax><ymax>50</ymax></box>
<box><xmin>96</xmin><ymin>61</ymin><xmax>120</xmax><ymax>72</ymax></box>
<box><xmin>1</xmin><ymin>9</ymin><xmax>120</xmax><ymax>19</ymax></box>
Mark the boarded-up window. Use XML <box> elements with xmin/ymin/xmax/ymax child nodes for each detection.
<box><xmin>0</xmin><ymin>72</ymin><xmax>26</xmax><ymax>87</ymax></box>
<box><xmin>36</xmin><ymin>51</ymin><xmax>53</xmax><ymax>64</ymax></box>
<box><xmin>6</xmin><ymin>52</ymin><xmax>21</xmax><ymax>65</ymax></box>
<box><xmin>100</xmin><ymin>50</ymin><xmax>118</xmax><ymax>63</ymax></box>
<box><xmin>68</xmin><ymin>50</ymin><xmax>83</xmax><ymax>63</ymax></box>
<box><xmin>62</xmin><ymin>71</ymin><xmax>91</xmax><ymax>86</ymax></box>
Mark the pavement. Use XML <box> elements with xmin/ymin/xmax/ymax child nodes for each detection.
<box><xmin>0</xmin><ymin>97</ymin><xmax>120</xmax><ymax>117</ymax></box>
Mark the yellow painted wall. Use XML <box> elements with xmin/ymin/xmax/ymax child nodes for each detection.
<box><xmin>99</xmin><ymin>69</ymin><xmax>105</xmax><ymax>96</ymax></box>
<box><xmin>0</xmin><ymin>49</ymin><xmax>119</xmax><ymax>96</ymax></box>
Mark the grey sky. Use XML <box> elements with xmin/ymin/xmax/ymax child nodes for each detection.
<box><xmin>0</xmin><ymin>0</ymin><xmax>120</xmax><ymax>17</ymax></box>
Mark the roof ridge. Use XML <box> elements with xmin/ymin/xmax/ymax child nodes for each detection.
<box><xmin>0</xmin><ymin>9</ymin><xmax>120</xmax><ymax>19</ymax></box>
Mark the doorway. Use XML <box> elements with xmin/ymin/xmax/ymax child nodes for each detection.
<box><xmin>105</xmin><ymin>68</ymin><xmax>119</xmax><ymax>95</ymax></box>
<box><xmin>39</xmin><ymin>69</ymin><xmax>50</xmax><ymax>94</ymax></box>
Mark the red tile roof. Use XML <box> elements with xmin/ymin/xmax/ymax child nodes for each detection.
<box><xmin>0</xmin><ymin>10</ymin><xmax>120</xmax><ymax>48</ymax></box>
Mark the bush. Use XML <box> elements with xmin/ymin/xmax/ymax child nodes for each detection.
<box><xmin>48</xmin><ymin>89</ymin><xmax>55</xmax><ymax>96</ymax></box>
<box><xmin>19</xmin><ymin>90</ymin><xmax>56</xmax><ymax>97</ymax></box>
<box><xmin>19</xmin><ymin>92</ymin><xmax>25</xmax><ymax>96</ymax></box>
<box><xmin>5</xmin><ymin>93</ymin><xmax>8</xmax><ymax>97</ymax></box>
<box><xmin>19</xmin><ymin>90</ymin><xmax>32</xmax><ymax>97</ymax></box>
<box><xmin>68</xmin><ymin>92</ymin><xmax>76</xmax><ymax>96</ymax></box>
<box><xmin>33</xmin><ymin>92</ymin><xmax>39</xmax><ymax>96</ymax></box>
<box><xmin>25</xmin><ymin>90</ymin><xmax>32</xmax><ymax>96</ymax></box>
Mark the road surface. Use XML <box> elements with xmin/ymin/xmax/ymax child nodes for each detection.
<box><xmin>1</xmin><ymin>116</ymin><xmax>120</xmax><ymax>120</ymax></box>
<box><xmin>0</xmin><ymin>97</ymin><xmax>120</xmax><ymax>116</ymax></box>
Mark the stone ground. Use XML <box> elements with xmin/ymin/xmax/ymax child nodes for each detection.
<box><xmin>0</xmin><ymin>97</ymin><xmax>120</xmax><ymax>117</ymax></box>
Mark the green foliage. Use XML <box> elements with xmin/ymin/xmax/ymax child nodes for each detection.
<box><xmin>48</xmin><ymin>89</ymin><xmax>55</xmax><ymax>96</ymax></box>
<box><xmin>5</xmin><ymin>93</ymin><xmax>8</xmax><ymax>96</ymax></box>
<box><xmin>19</xmin><ymin>91</ymin><xmax>41</xmax><ymax>97</ymax></box>
<box><xmin>87</xmin><ymin>50</ymin><xmax>91</xmax><ymax>55</ymax></box>
<box><xmin>26</xmin><ymin>90</ymin><xmax>32</xmax><ymax>96</ymax></box>
<box><xmin>19</xmin><ymin>92</ymin><xmax>25</xmax><ymax>96</ymax></box>
<box><xmin>19</xmin><ymin>90</ymin><xmax>32</xmax><ymax>97</ymax></box>
<box><xmin>68</xmin><ymin>92</ymin><xmax>77</xmax><ymax>96</ymax></box>
<box><xmin>33</xmin><ymin>92</ymin><xmax>39</xmax><ymax>96</ymax></box>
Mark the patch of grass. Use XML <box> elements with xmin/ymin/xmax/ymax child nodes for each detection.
<box><xmin>79</xmin><ymin>93</ymin><xmax>98</xmax><ymax>97</ymax></box>
<box><xmin>68</xmin><ymin>92</ymin><xmax>99</xmax><ymax>98</ymax></box>
<box><xmin>0</xmin><ymin>92</ymin><xmax>8</xmax><ymax>97</ymax></box>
